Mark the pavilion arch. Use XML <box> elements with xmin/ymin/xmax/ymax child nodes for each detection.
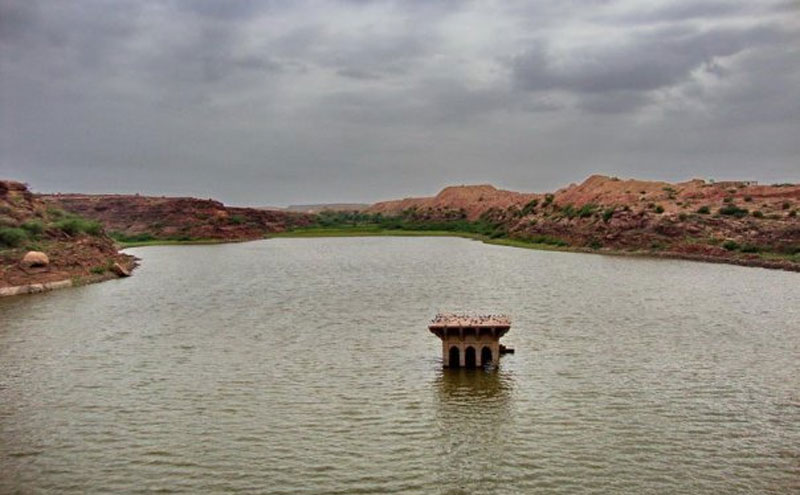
<box><xmin>465</xmin><ymin>346</ymin><xmax>476</xmax><ymax>368</ymax></box>
<box><xmin>448</xmin><ymin>346</ymin><xmax>460</xmax><ymax>368</ymax></box>
<box><xmin>481</xmin><ymin>346</ymin><xmax>493</xmax><ymax>366</ymax></box>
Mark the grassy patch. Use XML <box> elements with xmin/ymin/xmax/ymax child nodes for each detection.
<box><xmin>21</xmin><ymin>219</ymin><xmax>45</xmax><ymax>236</ymax></box>
<box><xmin>109</xmin><ymin>232</ymin><xmax>156</xmax><ymax>243</ymax></box>
<box><xmin>53</xmin><ymin>217</ymin><xmax>103</xmax><ymax>236</ymax></box>
<box><xmin>0</xmin><ymin>227</ymin><xmax>27</xmax><ymax>248</ymax></box>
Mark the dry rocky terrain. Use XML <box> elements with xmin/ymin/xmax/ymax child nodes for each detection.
<box><xmin>42</xmin><ymin>194</ymin><xmax>314</xmax><ymax>242</ymax></box>
<box><xmin>368</xmin><ymin>175</ymin><xmax>800</xmax><ymax>271</ymax></box>
<box><xmin>1</xmin><ymin>181</ymin><xmax>136</xmax><ymax>293</ymax></box>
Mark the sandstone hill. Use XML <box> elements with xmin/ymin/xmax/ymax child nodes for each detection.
<box><xmin>1</xmin><ymin>181</ymin><xmax>135</xmax><ymax>292</ymax></box>
<box><xmin>369</xmin><ymin>184</ymin><xmax>537</xmax><ymax>220</ymax></box>
<box><xmin>41</xmin><ymin>194</ymin><xmax>314</xmax><ymax>242</ymax></box>
<box><xmin>367</xmin><ymin>175</ymin><xmax>800</xmax><ymax>270</ymax></box>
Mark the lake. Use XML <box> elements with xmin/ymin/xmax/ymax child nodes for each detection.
<box><xmin>1</xmin><ymin>237</ymin><xmax>798</xmax><ymax>494</ymax></box>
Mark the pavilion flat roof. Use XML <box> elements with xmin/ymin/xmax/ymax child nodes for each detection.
<box><xmin>429</xmin><ymin>313</ymin><xmax>511</xmax><ymax>328</ymax></box>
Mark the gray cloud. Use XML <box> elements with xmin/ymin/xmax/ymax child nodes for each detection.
<box><xmin>512</xmin><ymin>25</ymin><xmax>785</xmax><ymax>95</ymax></box>
<box><xmin>1</xmin><ymin>0</ymin><xmax>798</xmax><ymax>205</ymax></box>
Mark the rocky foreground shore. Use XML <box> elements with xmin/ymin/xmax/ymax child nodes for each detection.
<box><xmin>0</xmin><ymin>181</ymin><xmax>136</xmax><ymax>296</ymax></box>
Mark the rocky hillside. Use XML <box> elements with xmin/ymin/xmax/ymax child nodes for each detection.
<box><xmin>367</xmin><ymin>176</ymin><xmax>800</xmax><ymax>270</ymax></box>
<box><xmin>369</xmin><ymin>184</ymin><xmax>537</xmax><ymax>220</ymax></box>
<box><xmin>1</xmin><ymin>181</ymin><xmax>135</xmax><ymax>293</ymax></box>
<box><xmin>41</xmin><ymin>194</ymin><xmax>314</xmax><ymax>242</ymax></box>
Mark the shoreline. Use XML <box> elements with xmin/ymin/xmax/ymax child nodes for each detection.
<box><xmin>270</xmin><ymin>228</ymin><xmax>800</xmax><ymax>272</ymax></box>
<box><xmin>0</xmin><ymin>268</ymin><xmax>134</xmax><ymax>298</ymax></box>
<box><xmin>121</xmin><ymin>229</ymin><xmax>799</xmax><ymax>273</ymax></box>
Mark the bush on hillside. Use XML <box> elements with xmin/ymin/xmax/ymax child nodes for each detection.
<box><xmin>54</xmin><ymin>217</ymin><xmax>103</xmax><ymax>236</ymax></box>
<box><xmin>0</xmin><ymin>227</ymin><xmax>27</xmax><ymax>247</ymax></box>
<box><xmin>719</xmin><ymin>205</ymin><xmax>749</xmax><ymax>218</ymax></box>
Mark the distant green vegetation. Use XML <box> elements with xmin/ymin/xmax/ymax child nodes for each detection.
<box><xmin>109</xmin><ymin>232</ymin><xmax>156</xmax><ymax>243</ymax></box>
<box><xmin>273</xmin><ymin>209</ymin><xmax>571</xmax><ymax>249</ymax></box>
<box><xmin>313</xmin><ymin>210</ymin><xmax>508</xmax><ymax>238</ymax></box>
<box><xmin>697</xmin><ymin>206</ymin><xmax>710</xmax><ymax>214</ymax></box>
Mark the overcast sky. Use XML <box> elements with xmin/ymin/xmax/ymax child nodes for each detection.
<box><xmin>1</xmin><ymin>0</ymin><xmax>798</xmax><ymax>205</ymax></box>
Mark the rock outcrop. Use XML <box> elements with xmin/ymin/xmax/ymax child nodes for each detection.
<box><xmin>21</xmin><ymin>251</ymin><xmax>49</xmax><ymax>268</ymax></box>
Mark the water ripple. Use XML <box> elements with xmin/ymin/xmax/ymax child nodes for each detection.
<box><xmin>1</xmin><ymin>237</ymin><xmax>798</xmax><ymax>494</ymax></box>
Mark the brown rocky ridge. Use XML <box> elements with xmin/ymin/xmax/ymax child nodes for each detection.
<box><xmin>366</xmin><ymin>176</ymin><xmax>800</xmax><ymax>271</ymax></box>
<box><xmin>1</xmin><ymin>180</ymin><xmax>136</xmax><ymax>295</ymax></box>
<box><xmin>41</xmin><ymin>193</ymin><xmax>315</xmax><ymax>243</ymax></box>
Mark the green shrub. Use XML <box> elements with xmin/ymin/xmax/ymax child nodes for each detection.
<box><xmin>697</xmin><ymin>206</ymin><xmax>710</xmax><ymax>214</ymax></box>
<box><xmin>602</xmin><ymin>207</ymin><xmax>615</xmax><ymax>223</ymax></box>
<box><xmin>722</xmin><ymin>240</ymin><xmax>740</xmax><ymax>251</ymax></box>
<box><xmin>744</xmin><ymin>196</ymin><xmax>752</xmax><ymax>202</ymax></box>
<box><xmin>587</xmin><ymin>239</ymin><xmax>602</xmax><ymax>249</ymax></box>
<box><xmin>782</xmin><ymin>202</ymin><xmax>791</xmax><ymax>210</ymax></box>
<box><xmin>723</xmin><ymin>197</ymin><xmax>733</xmax><ymax>203</ymax></box>
<box><xmin>577</xmin><ymin>204</ymin><xmax>598</xmax><ymax>218</ymax></box>
<box><xmin>21</xmin><ymin>219</ymin><xmax>45</xmax><ymax>236</ymax></box>
<box><xmin>0</xmin><ymin>227</ymin><xmax>27</xmax><ymax>247</ymax></box>
<box><xmin>542</xmin><ymin>193</ymin><xmax>555</xmax><ymax>207</ymax></box>
<box><xmin>678</xmin><ymin>213</ymin><xmax>688</xmax><ymax>221</ymax></box>
<box><xmin>654</xmin><ymin>205</ymin><xmax>664</xmax><ymax>214</ymax></box>
<box><xmin>45</xmin><ymin>207</ymin><xmax>67</xmax><ymax>219</ymax></box>
<box><xmin>229</xmin><ymin>215</ymin><xmax>245</xmax><ymax>225</ymax></box>
<box><xmin>718</xmin><ymin>205</ymin><xmax>749</xmax><ymax>218</ymax></box>
<box><xmin>740</xmin><ymin>244</ymin><xmax>760</xmax><ymax>253</ymax></box>
<box><xmin>54</xmin><ymin>217</ymin><xmax>103</xmax><ymax>236</ymax></box>
<box><xmin>560</xmin><ymin>204</ymin><xmax>576</xmax><ymax>219</ymax></box>
<box><xmin>789</xmin><ymin>210</ymin><xmax>797</xmax><ymax>218</ymax></box>
<box><xmin>752</xmin><ymin>210</ymin><xmax>764</xmax><ymax>218</ymax></box>
<box><xmin>521</xmin><ymin>199</ymin><xmax>538</xmax><ymax>216</ymax></box>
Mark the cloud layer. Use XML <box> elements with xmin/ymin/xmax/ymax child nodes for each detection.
<box><xmin>1</xmin><ymin>0</ymin><xmax>798</xmax><ymax>204</ymax></box>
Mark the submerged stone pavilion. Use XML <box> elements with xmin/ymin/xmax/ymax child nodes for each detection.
<box><xmin>429</xmin><ymin>313</ymin><xmax>511</xmax><ymax>368</ymax></box>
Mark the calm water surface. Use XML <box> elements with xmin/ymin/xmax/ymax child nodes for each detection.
<box><xmin>1</xmin><ymin>237</ymin><xmax>798</xmax><ymax>494</ymax></box>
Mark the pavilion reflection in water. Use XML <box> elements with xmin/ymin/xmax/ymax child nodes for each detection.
<box><xmin>432</xmin><ymin>368</ymin><xmax>515</xmax><ymax>493</ymax></box>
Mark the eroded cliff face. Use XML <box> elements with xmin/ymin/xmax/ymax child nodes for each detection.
<box><xmin>1</xmin><ymin>181</ymin><xmax>136</xmax><ymax>291</ymax></box>
<box><xmin>40</xmin><ymin>194</ymin><xmax>314</xmax><ymax>242</ymax></box>
<box><xmin>367</xmin><ymin>176</ymin><xmax>800</xmax><ymax>270</ymax></box>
